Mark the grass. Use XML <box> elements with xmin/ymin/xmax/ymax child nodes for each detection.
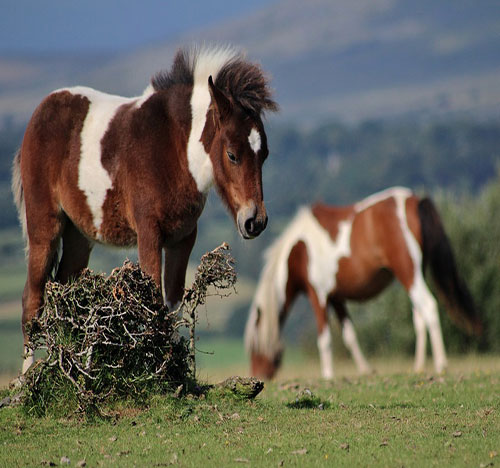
<box><xmin>0</xmin><ymin>356</ymin><xmax>498</xmax><ymax>467</ymax></box>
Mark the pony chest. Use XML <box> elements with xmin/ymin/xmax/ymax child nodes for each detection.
<box><xmin>159</xmin><ymin>196</ymin><xmax>206</xmax><ymax>245</ymax></box>
<box><xmin>305</xmin><ymin>218</ymin><xmax>353</xmax><ymax>306</ymax></box>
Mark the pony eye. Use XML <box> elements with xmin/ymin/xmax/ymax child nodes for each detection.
<box><xmin>226</xmin><ymin>150</ymin><xmax>238</xmax><ymax>163</ymax></box>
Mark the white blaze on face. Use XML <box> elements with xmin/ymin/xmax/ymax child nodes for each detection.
<box><xmin>248</xmin><ymin>127</ymin><xmax>261</xmax><ymax>154</ymax></box>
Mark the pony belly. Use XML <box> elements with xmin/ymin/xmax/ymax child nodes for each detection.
<box><xmin>336</xmin><ymin>266</ymin><xmax>394</xmax><ymax>301</ymax></box>
<box><xmin>98</xmin><ymin>219</ymin><xmax>138</xmax><ymax>247</ymax></box>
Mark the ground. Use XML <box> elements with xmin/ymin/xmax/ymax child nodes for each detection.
<box><xmin>1</xmin><ymin>351</ymin><xmax>498</xmax><ymax>467</ymax></box>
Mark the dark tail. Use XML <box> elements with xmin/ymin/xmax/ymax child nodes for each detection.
<box><xmin>418</xmin><ymin>197</ymin><xmax>482</xmax><ymax>336</ymax></box>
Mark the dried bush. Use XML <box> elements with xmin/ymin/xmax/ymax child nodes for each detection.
<box><xmin>23</xmin><ymin>243</ymin><xmax>236</xmax><ymax>416</ymax></box>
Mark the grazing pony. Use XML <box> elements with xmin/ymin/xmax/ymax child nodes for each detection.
<box><xmin>245</xmin><ymin>187</ymin><xmax>481</xmax><ymax>379</ymax></box>
<box><xmin>13</xmin><ymin>45</ymin><xmax>278</xmax><ymax>374</ymax></box>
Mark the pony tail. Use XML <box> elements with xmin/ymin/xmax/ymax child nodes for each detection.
<box><xmin>11</xmin><ymin>149</ymin><xmax>28</xmax><ymax>253</ymax></box>
<box><xmin>418</xmin><ymin>197</ymin><xmax>482</xmax><ymax>336</ymax></box>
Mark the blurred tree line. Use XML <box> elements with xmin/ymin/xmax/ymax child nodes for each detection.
<box><xmin>197</xmin><ymin>119</ymin><xmax>500</xmax><ymax>356</ymax></box>
<box><xmin>1</xmin><ymin>119</ymin><xmax>499</xmax><ymax>355</ymax></box>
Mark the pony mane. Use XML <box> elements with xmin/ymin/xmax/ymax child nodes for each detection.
<box><xmin>152</xmin><ymin>45</ymin><xmax>278</xmax><ymax>116</ymax></box>
<box><xmin>244</xmin><ymin>241</ymin><xmax>285</xmax><ymax>359</ymax></box>
<box><xmin>244</xmin><ymin>207</ymin><xmax>312</xmax><ymax>358</ymax></box>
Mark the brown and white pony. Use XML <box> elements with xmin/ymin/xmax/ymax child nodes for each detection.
<box><xmin>245</xmin><ymin>187</ymin><xmax>482</xmax><ymax>380</ymax></box>
<box><xmin>12</xmin><ymin>45</ymin><xmax>278</xmax><ymax>374</ymax></box>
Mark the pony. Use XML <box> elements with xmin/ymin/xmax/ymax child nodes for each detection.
<box><xmin>245</xmin><ymin>187</ymin><xmax>482</xmax><ymax>379</ymax></box>
<box><xmin>12</xmin><ymin>45</ymin><xmax>278</xmax><ymax>374</ymax></box>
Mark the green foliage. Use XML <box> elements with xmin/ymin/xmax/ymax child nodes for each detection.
<box><xmin>436</xmin><ymin>176</ymin><xmax>500</xmax><ymax>353</ymax></box>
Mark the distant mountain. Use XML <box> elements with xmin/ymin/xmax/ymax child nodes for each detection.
<box><xmin>1</xmin><ymin>0</ymin><xmax>500</xmax><ymax>125</ymax></box>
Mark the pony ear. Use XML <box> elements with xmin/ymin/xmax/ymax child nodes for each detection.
<box><xmin>208</xmin><ymin>75</ymin><xmax>231</xmax><ymax>124</ymax></box>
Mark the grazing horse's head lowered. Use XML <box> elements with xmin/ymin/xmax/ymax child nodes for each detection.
<box><xmin>13</xmin><ymin>45</ymin><xmax>278</xmax><ymax>374</ymax></box>
<box><xmin>245</xmin><ymin>188</ymin><xmax>481</xmax><ymax>380</ymax></box>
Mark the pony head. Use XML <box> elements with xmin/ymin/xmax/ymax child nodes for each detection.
<box><xmin>250</xmin><ymin>348</ymin><xmax>283</xmax><ymax>380</ymax></box>
<box><xmin>207</xmin><ymin>76</ymin><xmax>270</xmax><ymax>238</ymax></box>
<box><xmin>155</xmin><ymin>45</ymin><xmax>277</xmax><ymax>239</ymax></box>
<box><xmin>244</xmin><ymin>291</ymin><xmax>284</xmax><ymax>380</ymax></box>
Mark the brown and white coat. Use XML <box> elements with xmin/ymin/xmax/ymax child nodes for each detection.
<box><xmin>245</xmin><ymin>187</ymin><xmax>481</xmax><ymax>380</ymax></box>
<box><xmin>13</xmin><ymin>45</ymin><xmax>278</xmax><ymax>374</ymax></box>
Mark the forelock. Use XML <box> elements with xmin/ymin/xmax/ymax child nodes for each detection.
<box><xmin>214</xmin><ymin>59</ymin><xmax>279</xmax><ymax>116</ymax></box>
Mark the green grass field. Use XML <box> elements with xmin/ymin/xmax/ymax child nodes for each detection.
<box><xmin>0</xmin><ymin>356</ymin><xmax>498</xmax><ymax>467</ymax></box>
<box><xmin>1</xmin><ymin>238</ymin><xmax>498</xmax><ymax>467</ymax></box>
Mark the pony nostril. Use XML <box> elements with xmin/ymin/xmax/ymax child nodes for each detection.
<box><xmin>245</xmin><ymin>217</ymin><xmax>255</xmax><ymax>234</ymax></box>
<box><xmin>263</xmin><ymin>215</ymin><xmax>268</xmax><ymax>230</ymax></box>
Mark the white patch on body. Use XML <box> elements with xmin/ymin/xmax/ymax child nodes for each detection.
<box><xmin>307</xmin><ymin>217</ymin><xmax>352</xmax><ymax>308</ymax></box>
<box><xmin>248</xmin><ymin>127</ymin><xmax>261</xmax><ymax>154</ymax></box>
<box><xmin>317</xmin><ymin>326</ymin><xmax>334</xmax><ymax>379</ymax></box>
<box><xmin>186</xmin><ymin>46</ymin><xmax>240</xmax><ymax>194</ymax></box>
<box><xmin>56</xmin><ymin>86</ymin><xmax>152</xmax><ymax>239</ymax></box>
<box><xmin>354</xmin><ymin>186</ymin><xmax>412</xmax><ymax>213</ymax></box>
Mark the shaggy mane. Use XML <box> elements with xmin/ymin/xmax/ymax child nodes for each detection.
<box><xmin>152</xmin><ymin>45</ymin><xmax>278</xmax><ymax>116</ymax></box>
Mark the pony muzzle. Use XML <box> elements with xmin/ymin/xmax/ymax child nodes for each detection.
<box><xmin>250</xmin><ymin>351</ymin><xmax>282</xmax><ymax>380</ymax></box>
<box><xmin>237</xmin><ymin>203</ymin><xmax>268</xmax><ymax>239</ymax></box>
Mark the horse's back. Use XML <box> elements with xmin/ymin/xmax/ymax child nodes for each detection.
<box><xmin>330</xmin><ymin>188</ymin><xmax>422</xmax><ymax>300</ymax></box>
<box><xmin>21</xmin><ymin>89</ymin><xmax>93</xmax><ymax>171</ymax></box>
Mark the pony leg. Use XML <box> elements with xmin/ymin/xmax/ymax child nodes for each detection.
<box><xmin>331</xmin><ymin>300</ymin><xmax>372</xmax><ymax>374</ymax></box>
<box><xmin>412</xmin><ymin>307</ymin><xmax>427</xmax><ymax>372</ymax></box>
<box><xmin>136</xmin><ymin>221</ymin><xmax>163</xmax><ymax>287</ymax></box>
<box><xmin>163</xmin><ymin>227</ymin><xmax>197</xmax><ymax>309</ymax></box>
<box><xmin>21</xmin><ymin>225</ymin><xmax>62</xmax><ymax>374</ymax></box>
<box><xmin>55</xmin><ymin>219</ymin><xmax>93</xmax><ymax>283</ymax></box>
<box><xmin>383</xmin><ymin>212</ymin><xmax>448</xmax><ymax>374</ymax></box>
<box><xmin>21</xmin><ymin>283</ymin><xmax>35</xmax><ymax>374</ymax></box>
<box><xmin>307</xmin><ymin>286</ymin><xmax>334</xmax><ymax>380</ymax></box>
<box><xmin>409</xmin><ymin>274</ymin><xmax>448</xmax><ymax>373</ymax></box>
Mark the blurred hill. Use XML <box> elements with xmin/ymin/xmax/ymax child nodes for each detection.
<box><xmin>1</xmin><ymin>0</ymin><xmax>500</xmax><ymax>125</ymax></box>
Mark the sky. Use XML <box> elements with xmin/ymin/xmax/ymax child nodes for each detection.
<box><xmin>0</xmin><ymin>0</ymin><xmax>275</xmax><ymax>54</ymax></box>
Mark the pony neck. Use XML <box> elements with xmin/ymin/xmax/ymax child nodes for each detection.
<box><xmin>245</xmin><ymin>249</ymin><xmax>287</xmax><ymax>359</ymax></box>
